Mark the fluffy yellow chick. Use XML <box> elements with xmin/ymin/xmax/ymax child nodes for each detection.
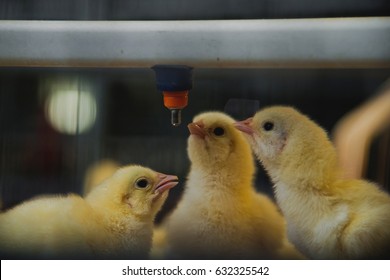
<box><xmin>166</xmin><ymin>111</ymin><xmax>302</xmax><ymax>259</ymax></box>
<box><xmin>0</xmin><ymin>165</ymin><xmax>178</xmax><ymax>259</ymax></box>
<box><xmin>235</xmin><ymin>106</ymin><xmax>390</xmax><ymax>259</ymax></box>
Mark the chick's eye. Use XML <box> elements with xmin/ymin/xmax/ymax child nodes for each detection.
<box><xmin>135</xmin><ymin>178</ymin><xmax>149</xmax><ymax>189</ymax></box>
<box><xmin>213</xmin><ymin>127</ymin><xmax>225</xmax><ymax>136</ymax></box>
<box><xmin>263</xmin><ymin>121</ymin><xmax>274</xmax><ymax>131</ymax></box>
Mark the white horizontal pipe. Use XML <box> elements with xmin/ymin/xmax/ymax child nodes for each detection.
<box><xmin>0</xmin><ymin>17</ymin><xmax>389</xmax><ymax>68</ymax></box>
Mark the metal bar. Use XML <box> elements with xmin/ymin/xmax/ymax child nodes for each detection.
<box><xmin>0</xmin><ymin>17</ymin><xmax>390</xmax><ymax>68</ymax></box>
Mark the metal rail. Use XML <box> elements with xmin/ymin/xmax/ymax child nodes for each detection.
<box><xmin>0</xmin><ymin>17</ymin><xmax>390</xmax><ymax>68</ymax></box>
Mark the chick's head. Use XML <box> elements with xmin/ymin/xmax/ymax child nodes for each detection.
<box><xmin>235</xmin><ymin>107</ymin><xmax>292</xmax><ymax>166</ymax></box>
<box><xmin>88</xmin><ymin>165</ymin><xmax>178</xmax><ymax>219</ymax></box>
<box><xmin>187</xmin><ymin>111</ymin><xmax>254</xmax><ymax>176</ymax></box>
<box><xmin>235</xmin><ymin>106</ymin><xmax>338</xmax><ymax>184</ymax></box>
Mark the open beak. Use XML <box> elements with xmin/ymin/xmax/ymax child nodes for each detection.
<box><xmin>154</xmin><ymin>173</ymin><xmax>179</xmax><ymax>194</ymax></box>
<box><xmin>234</xmin><ymin>118</ymin><xmax>254</xmax><ymax>135</ymax></box>
<box><xmin>188</xmin><ymin>121</ymin><xmax>206</xmax><ymax>139</ymax></box>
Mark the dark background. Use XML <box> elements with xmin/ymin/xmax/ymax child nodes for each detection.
<box><xmin>0</xmin><ymin>0</ymin><xmax>389</xmax><ymax>20</ymax></box>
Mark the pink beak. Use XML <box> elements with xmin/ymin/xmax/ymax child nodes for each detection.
<box><xmin>234</xmin><ymin>118</ymin><xmax>254</xmax><ymax>135</ymax></box>
<box><xmin>154</xmin><ymin>173</ymin><xmax>179</xmax><ymax>194</ymax></box>
<box><xmin>188</xmin><ymin>121</ymin><xmax>206</xmax><ymax>139</ymax></box>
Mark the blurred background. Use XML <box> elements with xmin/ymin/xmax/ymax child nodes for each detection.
<box><xmin>0</xmin><ymin>0</ymin><xmax>389</xmax><ymax>222</ymax></box>
<box><xmin>1</xmin><ymin>0</ymin><xmax>390</xmax><ymax>20</ymax></box>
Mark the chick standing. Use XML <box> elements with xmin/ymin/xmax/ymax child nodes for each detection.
<box><xmin>166</xmin><ymin>111</ymin><xmax>301</xmax><ymax>259</ymax></box>
<box><xmin>0</xmin><ymin>165</ymin><xmax>178</xmax><ymax>259</ymax></box>
<box><xmin>235</xmin><ymin>106</ymin><xmax>390</xmax><ymax>259</ymax></box>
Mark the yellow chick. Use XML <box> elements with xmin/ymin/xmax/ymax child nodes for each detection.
<box><xmin>0</xmin><ymin>165</ymin><xmax>178</xmax><ymax>259</ymax></box>
<box><xmin>166</xmin><ymin>111</ymin><xmax>302</xmax><ymax>259</ymax></box>
<box><xmin>235</xmin><ymin>106</ymin><xmax>390</xmax><ymax>259</ymax></box>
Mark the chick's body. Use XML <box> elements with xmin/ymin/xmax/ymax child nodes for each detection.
<box><xmin>235</xmin><ymin>106</ymin><xmax>390</xmax><ymax>259</ymax></box>
<box><xmin>0</xmin><ymin>165</ymin><xmax>178</xmax><ymax>259</ymax></box>
<box><xmin>0</xmin><ymin>195</ymin><xmax>101</xmax><ymax>258</ymax></box>
<box><xmin>166</xmin><ymin>112</ymin><xmax>298</xmax><ymax>259</ymax></box>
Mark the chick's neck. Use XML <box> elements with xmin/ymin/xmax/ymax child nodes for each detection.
<box><xmin>274</xmin><ymin>139</ymin><xmax>341</xmax><ymax>194</ymax></box>
<box><xmin>187</xmin><ymin>163</ymin><xmax>255</xmax><ymax>199</ymax></box>
<box><xmin>84</xmin><ymin>184</ymin><xmax>153</xmax><ymax>258</ymax></box>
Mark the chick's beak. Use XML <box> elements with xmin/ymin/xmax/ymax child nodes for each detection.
<box><xmin>154</xmin><ymin>173</ymin><xmax>179</xmax><ymax>194</ymax></box>
<box><xmin>188</xmin><ymin>121</ymin><xmax>206</xmax><ymax>139</ymax></box>
<box><xmin>234</xmin><ymin>118</ymin><xmax>254</xmax><ymax>135</ymax></box>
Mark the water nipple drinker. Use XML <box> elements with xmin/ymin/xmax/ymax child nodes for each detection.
<box><xmin>152</xmin><ymin>65</ymin><xmax>193</xmax><ymax>127</ymax></box>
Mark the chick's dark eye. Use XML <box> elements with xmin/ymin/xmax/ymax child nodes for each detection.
<box><xmin>263</xmin><ymin>121</ymin><xmax>274</xmax><ymax>131</ymax></box>
<box><xmin>213</xmin><ymin>127</ymin><xmax>225</xmax><ymax>136</ymax></box>
<box><xmin>135</xmin><ymin>178</ymin><xmax>149</xmax><ymax>189</ymax></box>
